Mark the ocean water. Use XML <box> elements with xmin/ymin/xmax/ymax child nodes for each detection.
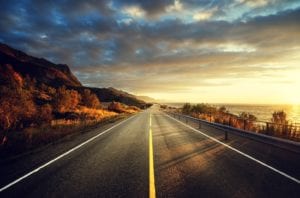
<box><xmin>165</xmin><ymin>103</ymin><xmax>300</xmax><ymax>123</ymax></box>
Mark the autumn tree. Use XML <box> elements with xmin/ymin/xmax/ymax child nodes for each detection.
<box><xmin>191</xmin><ymin>103</ymin><xmax>209</xmax><ymax>114</ymax></box>
<box><xmin>69</xmin><ymin>89</ymin><xmax>81</xmax><ymax>110</ymax></box>
<box><xmin>53</xmin><ymin>86</ymin><xmax>81</xmax><ymax>113</ymax></box>
<box><xmin>272</xmin><ymin>111</ymin><xmax>288</xmax><ymax>124</ymax></box>
<box><xmin>182</xmin><ymin>103</ymin><xmax>192</xmax><ymax>114</ymax></box>
<box><xmin>38</xmin><ymin>104</ymin><xmax>53</xmax><ymax>124</ymax></box>
<box><xmin>0</xmin><ymin>86</ymin><xmax>37</xmax><ymax>131</ymax></box>
<box><xmin>0</xmin><ymin>64</ymin><xmax>23</xmax><ymax>89</ymax></box>
<box><xmin>82</xmin><ymin>89</ymin><xmax>101</xmax><ymax>109</ymax></box>
<box><xmin>270</xmin><ymin>110</ymin><xmax>290</xmax><ymax>136</ymax></box>
<box><xmin>218</xmin><ymin>106</ymin><xmax>227</xmax><ymax>113</ymax></box>
<box><xmin>239</xmin><ymin>112</ymin><xmax>257</xmax><ymax>121</ymax></box>
<box><xmin>108</xmin><ymin>102</ymin><xmax>124</xmax><ymax>113</ymax></box>
<box><xmin>238</xmin><ymin>112</ymin><xmax>257</xmax><ymax>130</ymax></box>
<box><xmin>0</xmin><ymin>90</ymin><xmax>18</xmax><ymax>131</ymax></box>
<box><xmin>23</xmin><ymin>75</ymin><xmax>36</xmax><ymax>92</ymax></box>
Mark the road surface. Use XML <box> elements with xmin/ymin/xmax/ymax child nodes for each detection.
<box><xmin>0</xmin><ymin>105</ymin><xmax>299</xmax><ymax>197</ymax></box>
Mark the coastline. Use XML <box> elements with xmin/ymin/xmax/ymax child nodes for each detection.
<box><xmin>163</xmin><ymin>103</ymin><xmax>300</xmax><ymax>123</ymax></box>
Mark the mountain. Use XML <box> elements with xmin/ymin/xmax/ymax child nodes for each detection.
<box><xmin>0</xmin><ymin>43</ymin><xmax>81</xmax><ymax>87</ymax></box>
<box><xmin>136</xmin><ymin>95</ymin><xmax>158</xmax><ymax>103</ymax></box>
<box><xmin>0</xmin><ymin>42</ymin><xmax>152</xmax><ymax>150</ymax></box>
<box><xmin>0</xmin><ymin>42</ymin><xmax>147</xmax><ymax>108</ymax></box>
<box><xmin>72</xmin><ymin>86</ymin><xmax>148</xmax><ymax>108</ymax></box>
<box><xmin>91</xmin><ymin>87</ymin><xmax>147</xmax><ymax>107</ymax></box>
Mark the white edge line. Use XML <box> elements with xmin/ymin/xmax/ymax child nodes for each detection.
<box><xmin>165</xmin><ymin>113</ymin><xmax>300</xmax><ymax>184</ymax></box>
<box><xmin>0</xmin><ymin>114</ymin><xmax>137</xmax><ymax>192</ymax></box>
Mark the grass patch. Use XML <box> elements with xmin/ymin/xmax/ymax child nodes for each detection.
<box><xmin>0</xmin><ymin>111</ymin><xmax>129</xmax><ymax>159</ymax></box>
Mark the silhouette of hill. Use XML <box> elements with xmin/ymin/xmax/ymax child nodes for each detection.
<box><xmin>0</xmin><ymin>42</ymin><xmax>147</xmax><ymax>108</ymax></box>
<box><xmin>136</xmin><ymin>95</ymin><xmax>158</xmax><ymax>103</ymax></box>
<box><xmin>0</xmin><ymin>43</ymin><xmax>81</xmax><ymax>87</ymax></box>
<box><xmin>89</xmin><ymin>87</ymin><xmax>147</xmax><ymax>107</ymax></box>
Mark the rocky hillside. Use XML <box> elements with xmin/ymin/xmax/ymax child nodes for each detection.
<box><xmin>0</xmin><ymin>42</ymin><xmax>147</xmax><ymax>108</ymax></box>
<box><xmin>0</xmin><ymin>43</ymin><xmax>81</xmax><ymax>87</ymax></box>
<box><xmin>89</xmin><ymin>87</ymin><xmax>147</xmax><ymax>108</ymax></box>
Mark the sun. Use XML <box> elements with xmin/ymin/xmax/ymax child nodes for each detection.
<box><xmin>282</xmin><ymin>86</ymin><xmax>300</xmax><ymax>105</ymax></box>
<box><xmin>287</xmin><ymin>97</ymin><xmax>300</xmax><ymax>105</ymax></box>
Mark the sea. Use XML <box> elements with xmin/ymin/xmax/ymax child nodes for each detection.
<box><xmin>164</xmin><ymin>103</ymin><xmax>300</xmax><ymax>124</ymax></box>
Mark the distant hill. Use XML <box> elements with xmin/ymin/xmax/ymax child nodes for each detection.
<box><xmin>0</xmin><ymin>42</ymin><xmax>147</xmax><ymax>108</ymax></box>
<box><xmin>74</xmin><ymin>87</ymin><xmax>148</xmax><ymax>108</ymax></box>
<box><xmin>136</xmin><ymin>95</ymin><xmax>157</xmax><ymax>103</ymax></box>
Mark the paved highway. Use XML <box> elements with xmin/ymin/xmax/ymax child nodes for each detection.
<box><xmin>0</xmin><ymin>105</ymin><xmax>299</xmax><ymax>197</ymax></box>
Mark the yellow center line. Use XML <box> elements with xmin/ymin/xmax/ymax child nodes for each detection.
<box><xmin>149</xmin><ymin>113</ymin><xmax>156</xmax><ymax>198</ymax></box>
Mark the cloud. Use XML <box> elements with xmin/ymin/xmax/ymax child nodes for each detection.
<box><xmin>0</xmin><ymin>0</ymin><xmax>300</xmax><ymax>102</ymax></box>
<box><xmin>166</xmin><ymin>0</ymin><xmax>183</xmax><ymax>12</ymax></box>
<box><xmin>115</xmin><ymin>0</ymin><xmax>174</xmax><ymax>16</ymax></box>
<box><xmin>193</xmin><ymin>7</ymin><xmax>218</xmax><ymax>21</ymax></box>
<box><xmin>122</xmin><ymin>5</ymin><xmax>145</xmax><ymax>18</ymax></box>
<box><xmin>237</xmin><ymin>0</ymin><xmax>269</xmax><ymax>8</ymax></box>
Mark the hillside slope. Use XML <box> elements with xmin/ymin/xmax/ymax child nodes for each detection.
<box><xmin>0</xmin><ymin>42</ymin><xmax>147</xmax><ymax>108</ymax></box>
<box><xmin>0</xmin><ymin>43</ymin><xmax>81</xmax><ymax>87</ymax></box>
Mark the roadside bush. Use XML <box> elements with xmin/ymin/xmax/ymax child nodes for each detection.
<box><xmin>108</xmin><ymin>102</ymin><xmax>126</xmax><ymax>113</ymax></box>
<box><xmin>0</xmin><ymin>87</ymin><xmax>37</xmax><ymax>131</ymax></box>
<box><xmin>53</xmin><ymin>86</ymin><xmax>81</xmax><ymax>113</ymax></box>
<box><xmin>82</xmin><ymin>89</ymin><xmax>101</xmax><ymax>109</ymax></box>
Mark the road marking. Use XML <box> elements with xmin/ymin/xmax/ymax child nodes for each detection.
<box><xmin>166</xmin><ymin>114</ymin><xmax>300</xmax><ymax>184</ymax></box>
<box><xmin>149</xmin><ymin>113</ymin><xmax>156</xmax><ymax>198</ymax></box>
<box><xmin>0</xmin><ymin>115</ymin><xmax>137</xmax><ymax>192</ymax></box>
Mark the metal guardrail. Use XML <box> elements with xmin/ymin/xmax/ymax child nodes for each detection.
<box><xmin>167</xmin><ymin>112</ymin><xmax>300</xmax><ymax>153</ymax></box>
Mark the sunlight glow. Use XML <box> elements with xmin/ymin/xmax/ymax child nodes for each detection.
<box><xmin>122</xmin><ymin>5</ymin><xmax>145</xmax><ymax>18</ymax></box>
<box><xmin>218</xmin><ymin>43</ymin><xmax>256</xmax><ymax>53</ymax></box>
<box><xmin>166</xmin><ymin>0</ymin><xmax>183</xmax><ymax>12</ymax></box>
<box><xmin>193</xmin><ymin>8</ymin><xmax>218</xmax><ymax>21</ymax></box>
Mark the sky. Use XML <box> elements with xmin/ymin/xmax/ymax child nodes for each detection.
<box><xmin>0</xmin><ymin>0</ymin><xmax>300</xmax><ymax>104</ymax></box>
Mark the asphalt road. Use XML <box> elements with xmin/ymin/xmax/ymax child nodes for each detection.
<box><xmin>1</xmin><ymin>105</ymin><xmax>300</xmax><ymax>197</ymax></box>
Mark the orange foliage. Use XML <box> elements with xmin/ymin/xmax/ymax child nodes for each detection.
<box><xmin>12</xmin><ymin>71</ymin><xmax>23</xmax><ymax>87</ymax></box>
<box><xmin>108</xmin><ymin>102</ymin><xmax>139</xmax><ymax>113</ymax></box>
<box><xmin>82</xmin><ymin>89</ymin><xmax>101</xmax><ymax>108</ymax></box>
<box><xmin>0</xmin><ymin>87</ymin><xmax>37</xmax><ymax>131</ymax></box>
<box><xmin>53</xmin><ymin>86</ymin><xmax>81</xmax><ymax>113</ymax></box>
<box><xmin>108</xmin><ymin>102</ymin><xmax>125</xmax><ymax>113</ymax></box>
<box><xmin>39</xmin><ymin>104</ymin><xmax>53</xmax><ymax>123</ymax></box>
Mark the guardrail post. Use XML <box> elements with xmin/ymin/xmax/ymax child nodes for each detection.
<box><xmin>225</xmin><ymin>130</ymin><xmax>228</xmax><ymax>141</ymax></box>
<box><xmin>199</xmin><ymin>121</ymin><xmax>201</xmax><ymax>129</ymax></box>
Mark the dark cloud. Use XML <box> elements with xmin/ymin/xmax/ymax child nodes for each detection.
<box><xmin>115</xmin><ymin>0</ymin><xmax>174</xmax><ymax>16</ymax></box>
<box><xmin>0</xmin><ymin>0</ymin><xmax>299</xmax><ymax>101</ymax></box>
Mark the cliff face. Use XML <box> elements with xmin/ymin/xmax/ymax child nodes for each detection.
<box><xmin>0</xmin><ymin>43</ymin><xmax>147</xmax><ymax>108</ymax></box>
<box><xmin>0</xmin><ymin>43</ymin><xmax>81</xmax><ymax>87</ymax></box>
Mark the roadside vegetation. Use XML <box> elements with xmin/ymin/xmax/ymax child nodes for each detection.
<box><xmin>167</xmin><ymin>103</ymin><xmax>300</xmax><ymax>142</ymax></box>
<box><xmin>0</xmin><ymin>73</ymin><xmax>140</xmax><ymax>154</ymax></box>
